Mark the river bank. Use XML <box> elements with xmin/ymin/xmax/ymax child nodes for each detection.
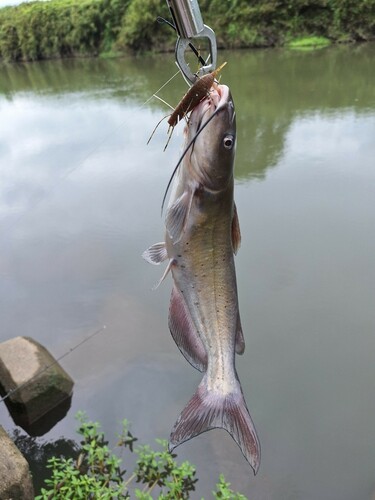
<box><xmin>0</xmin><ymin>0</ymin><xmax>374</xmax><ymax>62</ymax></box>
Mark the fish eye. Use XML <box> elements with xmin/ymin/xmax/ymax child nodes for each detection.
<box><xmin>223</xmin><ymin>135</ymin><xmax>234</xmax><ymax>150</ymax></box>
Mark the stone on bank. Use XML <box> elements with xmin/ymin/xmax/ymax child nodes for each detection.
<box><xmin>0</xmin><ymin>425</ymin><xmax>34</xmax><ymax>499</ymax></box>
<box><xmin>0</xmin><ymin>336</ymin><xmax>74</xmax><ymax>435</ymax></box>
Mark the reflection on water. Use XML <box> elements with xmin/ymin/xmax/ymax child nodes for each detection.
<box><xmin>0</xmin><ymin>44</ymin><xmax>374</xmax><ymax>498</ymax></box>
<box><xmin>1</xmin><ymin>45</ymin><xmax>373</xmax><ymax>184</ymax></box>
<box><xmin>11</xmin><ymin>429</ymin><xmax>78</xmax><ymax>493</ymax></box>
<box><xmin>3</xmin><ymin>393</ymin><xmax>73</xmax><ymax>437</ymax></box>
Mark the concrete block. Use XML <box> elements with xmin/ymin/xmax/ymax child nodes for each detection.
<box><xmin>0</xmin><ymin>336</ymin><xmax>74</xmax><ymax>436</ymax></box>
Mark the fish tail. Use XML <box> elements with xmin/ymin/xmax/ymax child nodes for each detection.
<box><xmin>169</xmin><ymin>374</ymin><xmax>260</xmax><ymax>474</ymax></box>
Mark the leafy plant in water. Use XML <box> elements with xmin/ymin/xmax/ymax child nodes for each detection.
<box><xmin>35</xmin><ymin>411</ymin><xmax>248</xmax><ymax>499</ymax></box>
<box><xmin>36</xmin><ymin>412</ymin><xmax>130</xmax><ymax>499</ymax></box>
<box><xmin>213</xmin><ymin>475</ymin><xmax>248</xmax><ymax>500</ymax></box>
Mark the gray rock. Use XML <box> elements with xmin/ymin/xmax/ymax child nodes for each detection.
<box><xmin>0</xmin><ymin>336</ymin><xmax>74</xmax><ymax>436</ymax></box>
<box><xmin>0</xmin><ymin>425</ymin><xmax>34</xmax><ymax>500</ymax></box>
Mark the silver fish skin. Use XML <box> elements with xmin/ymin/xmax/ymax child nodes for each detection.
<box><xmin>143</xmin><ymin>84</ymin><xmax>260</xmax><ymax>474</ymax></box>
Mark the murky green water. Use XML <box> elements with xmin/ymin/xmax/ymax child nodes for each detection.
<box><xmin>0</xmin><ymin>44</ymin><xmax>375</xmax><ymax>498</ymax></box>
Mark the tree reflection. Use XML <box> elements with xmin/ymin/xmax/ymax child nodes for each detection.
<box><xmin>228</xmin><ymin>44</ymin><xmax>375</xmax><ymax>180</ymax></box>
<box><xmin>0</xmin><ymin>43</ymin><xmax>373</xmax><ymax>182</ymax></box>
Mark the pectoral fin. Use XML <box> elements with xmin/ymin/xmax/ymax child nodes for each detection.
<box><xmin>165</xmin><ymin>187</ymin><xmax>195</xmax><ymax>243</ymax></box>
<box><xmin>231</xmin><ymin>203</ymin><xmax>241</xmax><ymax>255</ymax></box>
<box><xmin>169</xmin><ymin>285</ymin><xmax>207</xmax><ymax>372</ymax></box>
<box><xmin>142</xmin><ymin>242</ymin><xmax>168</xmax><ymax>265</ymax></box>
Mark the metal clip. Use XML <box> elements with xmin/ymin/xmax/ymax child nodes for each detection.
<box><xmin>166</xmin><ymin>0</ymin><xmax>217</xmax><ymax>85</ymax></box>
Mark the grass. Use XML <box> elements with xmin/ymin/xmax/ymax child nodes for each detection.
<box><xmin>35</xmin><ymin>412</ymin><xmax>249</xmax><ymax>499</ymax></box>
<box><xmin>288</xmin><ymin>36</ymin><xmax>332</xmax><ymax>50</ymax></box>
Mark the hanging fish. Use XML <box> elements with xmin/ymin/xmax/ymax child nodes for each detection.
<box><xmin>143</xmin><ymin>83</ymin><xmax>260</xmax><ymax>474</ymax></box>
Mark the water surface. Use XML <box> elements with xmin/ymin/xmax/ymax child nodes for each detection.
<box><xmin>0</xmin><ymin>44</ymin><xmax>375</xmax><ymax>498</ymax></box>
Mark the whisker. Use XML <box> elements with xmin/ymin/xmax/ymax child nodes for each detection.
<box><xmin>161</xmin><ymin>104</ymin><xmax>226</xmax><ymax>212</ymax></box>
<box><xmin>147</xmin><ymin>114</ymin><xmax>169</xmax><ymax>145</ymax></box>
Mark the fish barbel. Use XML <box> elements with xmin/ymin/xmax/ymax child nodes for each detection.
<box><xmin>143</xmin><ymin>84</ymin><xmax>260</xmax><ymax>473</ymax></box>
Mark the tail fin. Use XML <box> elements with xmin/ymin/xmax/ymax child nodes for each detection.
<box><xmin>169</xmin><ymin>375</ymin><xmax>260</xmax><ymax>474</ymax></box>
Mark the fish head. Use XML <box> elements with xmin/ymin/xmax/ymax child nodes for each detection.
<box><xmin>186</xmin><ymin>84</ymin><xmax>236</xmax><ymax>191</ymax></box>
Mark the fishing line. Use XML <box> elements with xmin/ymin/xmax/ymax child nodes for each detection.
<box><xmin>1</xmin><ymin>14</ymin><xmax>207</xmax><ymax>236</ymax></box>
<box><xmin>0</xmin><ymin>68</ymin><xmax>185</xmax><ymax>406</ymax></box>
<box><xmin>1</xmin><ymin>67</ymin><xmax>182</xmax><ymax>240</ymax></box>
<box><xmin>142</xmin><ymin>68</ymin><xmax>182</xmax><ymax>107</ymax></box>
<box><xmin>0</xmin><ymin>25</ymin><xmax>203</xmax><ymax>402</ymax></box>
<box><xmin>0</xmin><ymin>69</ymin><xmax>184</xmax><ymax>403</ymax></box>
<box><xmin>0</xmin><ymin>325</ymin><xmax>107</xmax><ymax>405</ymax></box>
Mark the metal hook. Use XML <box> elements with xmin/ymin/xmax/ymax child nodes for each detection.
<box><xmin>157</xmin><ymin>16</ymin><xmax>207</xmax><ymax>68</ymax></box>
<box><xmin>175</xmin><ymin>25</ymin><xmax>217</xmax><ymax>85</ymax></box>
<box><xmin>166</xmin><ymin>0</ymin><xmax>217</xmax><ymax>85</ymax></box>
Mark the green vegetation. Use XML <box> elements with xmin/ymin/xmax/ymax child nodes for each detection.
<box><xmin>35</xmin><ymin>412</ymin><xmax>247</xmax><ymax>499</ymax></box>
<box><xmin>288</xmin><ymin>36</ymin><xmax>331</xmax><ymax>49</ymax></box>
<box><xmin>0</xmin><ymin>0</ymin><xmax>134</xmax><ymax>62</ymax></box>
<box><xmin>0</xmin><ymin>0</ymin><xmax>374</xmax><ymax>62</ymax></box>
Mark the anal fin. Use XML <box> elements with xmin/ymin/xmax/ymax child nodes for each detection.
<box><xmin>169</xmin><ymin>285</ymin><xmax>207</xmax><ymax>372</ymax></box>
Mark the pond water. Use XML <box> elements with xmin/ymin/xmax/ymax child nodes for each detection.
<box><xmin>0</xmin><ymin>44</ymin><xmax>374</xmax><ymax>499</ymax></box>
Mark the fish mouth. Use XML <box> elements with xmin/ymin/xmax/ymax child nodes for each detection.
<box><xmin>189</xmin><ymin>84</ymin><xmax>231</xmax><ymax>134</ymax></box>
<box><xmin>200</xmin><ymin>84</ymin><xmax>230</xmax><ymax>114</ymax></box>
<box><xmin>161</xmin><ymin>85</ymin><xmax>233</xmax><ymax>211</ymax></box>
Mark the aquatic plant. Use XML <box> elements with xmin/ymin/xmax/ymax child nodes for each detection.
<box><xmin>35</xmin><ymin>411</ymin><xmax>248</xmax><ymax>499</ymax></box>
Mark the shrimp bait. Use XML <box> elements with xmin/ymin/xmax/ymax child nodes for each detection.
<box><xmin>148</xmin><ymin>62</ymin><xmax>227</xmax><ymax>150</ymax></box>
<box><xmin>168</xmin><ymin>61</ymin><xmax>227</xmax><ymax>128</ymax></box>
